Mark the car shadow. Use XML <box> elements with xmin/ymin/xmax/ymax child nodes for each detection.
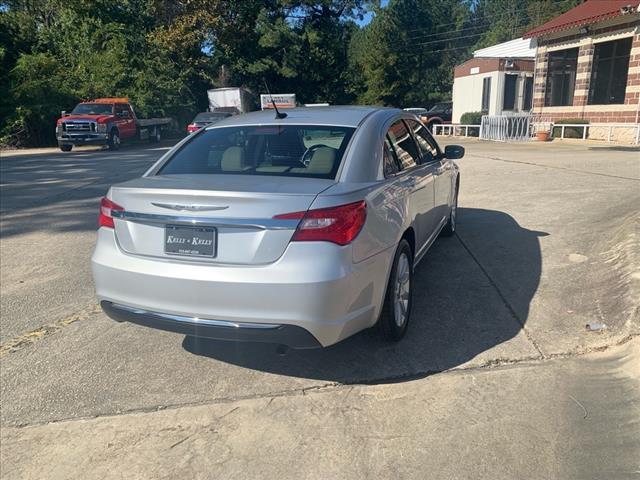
<box><xmin>183</xmin><ymin>207</ymin><xmax>547</xmax><ymax>384</ymax></box>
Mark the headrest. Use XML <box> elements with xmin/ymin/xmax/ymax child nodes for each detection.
<box><xmin>306</xmin><ymin>147</ymin><xmax>336</xmax><ymax>174</ymax></box>
<box><xmin>221</xmin><ymin>146</ymin><xmax>244</xmax><ymax>172</ymax></box>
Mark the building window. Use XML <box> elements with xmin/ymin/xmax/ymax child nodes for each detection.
<box><xmin>481</xmin><ymin>77</ymin><xmax>491</xmax><ymax>112</ymax></box>
<box><xmin>503</xmin><ymin>74</ymin><xmax>517</xmax><ymax>110</ymax></box>
<box><xmin>588</xmin><ymin>37</ymin><xmax>632</xmax><ymax>105</ymax></box>
<box><xmin>545</xmin><ymin>48</ymin><xmax>578</xmax><ymax>106</ymax></box>
<box><xmin>523</xmin><ymin>77</ymin><xmax>533</xmax><ymax>111</ymax></box>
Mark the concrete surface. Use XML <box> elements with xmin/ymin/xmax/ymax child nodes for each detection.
<box><xmin>0</xmin><ymin>143</ymin><xmax>173</xmax><ymax>341</ymax></box>
<box><xmin>1</xmin><ymin>138</ymin><xmax>639</xmax><ymax>478</ymax></box>
<box><xmin>2</xmin><ymin>340</ymin><xmax>638</xmax><ymax>480</ymax></box>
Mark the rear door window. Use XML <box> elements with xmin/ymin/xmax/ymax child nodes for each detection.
<box><xmin>387</xmin><ymin>120</ymin><xmax>420</xmax><ymax>170</ymax></box>
<box><xmin>405</xmin><ymin>119</ymin><xmax>440</xmax><ymax>163</ymax></box>
<box><xmin>383</xmin><ymin>136</ymin><xmax>400</xmax><ymax>177</ymax></box>
<box><xmin>158</xmin><ymin>125</ymin><xmax>355</xmax><ymax>179</ymax></box>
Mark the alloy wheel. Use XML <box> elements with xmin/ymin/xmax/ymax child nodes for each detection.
<box><xmin>451</xmin><ymin>194</ymin><xmax>457</xmax><ymax>232</ymax></box>
<box><xmin>394</xmin><ymin>253</ymin><xmax>411</xmax><ymax>327</ymax></box>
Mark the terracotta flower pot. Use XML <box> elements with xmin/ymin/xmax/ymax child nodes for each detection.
<box><xmin>536</xmin><ymin>131</ymin><xmax>550</xmax><ymax>142</ymax></box>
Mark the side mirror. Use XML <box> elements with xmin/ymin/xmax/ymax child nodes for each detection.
<box><xmin>444</xmin><ymin>144</ymin><xmax>465</xmax><ymax>160</ymax></box>
<box><xmin>61</xmin><ymin>110</ymin><xmax>67</xmax><ymax>117</ymax></box>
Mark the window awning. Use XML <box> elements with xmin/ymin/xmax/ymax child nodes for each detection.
<box><xmin>523</xmin><ymin>0</ymin><xmax>639</xmax><ymax>39</ymax></box>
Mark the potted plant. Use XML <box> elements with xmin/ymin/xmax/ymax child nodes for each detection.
<box><xmin>536</xmin><ymin>130</ymin><xmax>550</xmax><ymax>141</ymax></box>
<box><xmin>532</xmin><ymin>121</ymin><xmax>551</xmax><ymax>141</ymax></box>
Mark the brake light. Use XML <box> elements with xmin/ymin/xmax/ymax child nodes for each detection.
<box><xmin>187</xmin><ymin>124</ymin><xmax>199</xmax><ymax>133</ymax></box>
<box><xmin>274</xmin><ymin>201</ymin><xmax>366</xmax><ymax>246</ymax></box>
<box><xmin>99</xmin><ymin>197</ymin><xmax>124</xmax><ymax>229</ymax></box>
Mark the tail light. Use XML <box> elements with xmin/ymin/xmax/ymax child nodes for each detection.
<box><xmin>274</xmin><ymin>201</ymin><xmax>366</xmax><ymax>246</ymax></box>
<box><xmin>187</xmin><ymin>124</ymin><xmax>199</xmax><ymax>133</ymax></box>
<box><xmin>99</xmin><ymin>197</ymin><xmax>124</xmax><ymax>229</ymax></box>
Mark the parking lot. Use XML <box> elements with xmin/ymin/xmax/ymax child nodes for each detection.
<box><xmin>1</xmin><ymin>139</ymin><xmax>639</xmax><ymax>478</ymax></box>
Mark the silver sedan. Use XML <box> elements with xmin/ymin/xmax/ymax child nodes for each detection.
<box><xmin>92</xmin><ymin>106</ymin><xmax>464</xmax><ymax>348</ymax></box>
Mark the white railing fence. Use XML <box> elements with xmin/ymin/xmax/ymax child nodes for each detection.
<box><xmin>553</xmin><ymin>124</ymin><xmax>588</xmax><ymax>140</ymax></box>
<box><xmin>551</xmin><ymin>123</ymin><xmax>640</xmax><ymax>144</ymax></box>
<box><xmin>431</xmin><ymin>124</ymin><xmax>480</xmax><ymax>137</ymax></box>
<box><xmin>432</xmin><ymin>115</ymin><xmax>640</xmax><ymax>145</ymax></box>
<box><xmin>480</xmin><ymin>114</ymin><xmax>533</xmax><ymax>142</ymax></box>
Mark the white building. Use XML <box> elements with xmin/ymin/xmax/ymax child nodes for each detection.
<box><xmin>452</xmin><ymin>38</ymin><xmax>536</xmax><ymax>123</ymax></box>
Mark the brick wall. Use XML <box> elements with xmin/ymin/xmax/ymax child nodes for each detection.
<box><xmin>532</xmin><ymin>21</ymin><xmax>640</xmax><ymax>124</ymax></box>
<box><xmin>624</xmin><ymin>33</ymin><xmax>640</xmax><ymax>109</ymax></box>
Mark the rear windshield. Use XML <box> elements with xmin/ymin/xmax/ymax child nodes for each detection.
<box><xmin>159</xmin><ymin>125</ymin><xmax>355</xmax><ymax>179</ymax></box>
<box><xmin>194</xmin><ymin>112</ymin><xmax>230</xmax><ymax>122</ymax></box>
<box><xmin>71</xmin><ymin>103</ymin><xmax>113</xmax><ymax>115</ymax></box>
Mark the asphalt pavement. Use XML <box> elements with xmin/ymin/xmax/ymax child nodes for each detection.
<box><xmin>1</xmin><ymin>139</ymin><xmax>638</xmax><ymax>479</ymax></box>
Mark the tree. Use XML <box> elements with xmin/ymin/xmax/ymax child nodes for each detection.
<box><xmin>0</xmin><ymin>0</ymin><xmax>215</xmax><ymax>146</ymax></box>
<box><xmin>351</xmin><ymin>0</ymin><xmax>471</xmax><ymax>107</ymax></box>
<box><xmin>0</xmin><ymin>0</ymin><xmax>583</xmax><ymax>146</ymax></box>
<box><xmin>470</xmin><ymin>0</ymin><xmax>582</xmax><ymax>50</ymax></box>
<box><xmin>210</xmin><ymin>0</ymin><xmax>364</xmax><ymax>104</ymax></box>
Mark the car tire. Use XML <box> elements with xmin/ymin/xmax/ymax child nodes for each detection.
<box><xmin>108</xmin><ymin>129</ymin><xmax>120</xmax><ymax>151</ymax></box>
<box><xmin>440</xmin><ymin>181</ymin><xmax>458</xmax><ymax>237</ymax></box>
<box><xmin>60</xmin><ymin>144</ymin><xmax>72</xmax><ymax>152</ymax></box>
<box><xmin>377</xmin><ymin>239</ymin><xmax>413</xmax><ymax>341</ymax></box>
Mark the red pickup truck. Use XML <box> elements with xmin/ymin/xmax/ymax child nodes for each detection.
<box><xmin>55</xmin><ymin>98</ymin><xmax>171</xmax><ymax>152</ymax></box>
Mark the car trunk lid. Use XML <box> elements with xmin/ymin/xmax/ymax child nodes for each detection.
<box><xmin>109</xmin><ymin>175</ymin><xmax>334</xmax><ymax>265</ymax></box>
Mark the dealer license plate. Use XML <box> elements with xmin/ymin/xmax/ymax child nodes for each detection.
<box><xmin>165</xmin><ymin>225</ymin><xmax>216</xmax><ymax>258</ymax></box>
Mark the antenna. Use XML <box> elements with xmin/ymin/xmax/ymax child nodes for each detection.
<box><xmin>263</xmin><ymin>80</ymin><xmax>287</xmax><ymax>119</ymax></box>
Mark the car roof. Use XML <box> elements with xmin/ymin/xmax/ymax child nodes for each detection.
<box><xmin>195</xmin><ymin>111</ymin><xmax>230</xmax><ymax>116</ymax></box>
<box><xmin>209</xmin><ymin>106</ymin><xmax>386</xmax><ymax>128</ymax></box>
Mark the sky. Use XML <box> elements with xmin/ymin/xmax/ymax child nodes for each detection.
<box><xmin>355</xmin><ymin>0</ymin><xmax>389</xmax><ymax>27</ymax></box>
<box><xmin>356</xmin><ymin>10</ymin><xmax>375</xmax><ymax>26</ymax></box>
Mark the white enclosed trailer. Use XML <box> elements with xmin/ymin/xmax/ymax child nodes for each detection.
<box><xmin>207</xmin><ymin>87</ymin><xmax>253</xmax><ymax>114</ymax></box>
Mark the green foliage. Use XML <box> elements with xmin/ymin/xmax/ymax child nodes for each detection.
<box><xmin>2</xmin><ymin>53</ymin><xmax>76</xmax><ymax>146</ymax></box>
<box><xmin>213</xmin><ymin>2</ymin><xmax>362</xmax><ymax>105</ymax></box>
<box><xmin>554</xmin><ymin>118</ymin><xmax>589</xmax><ymax>124</ymax></box>
<box><xmin>1</xmin><ymin>0</ymin><xmax>583</xmax><ymax>147</ymax></box>
<box><xmin>350</xmin><ymin>0</ymin><xmax>471</xmax><ymax>107</ymax></box>
<box><xmin>470</xmin><ymin>0</ymin><xmax>581</xmax><ymax>49</ymax></box>
<box><xmin>460</xmin><ymin>111</ymin><xmax>483</xmax><ymax>125</ymax></box>
<box><xmin>0</xmin><ymin>0</ymin><xmax>213</xmax><ymax>146</ymax></box>
<box><xmin>459</xmin><ymin>111</ymin><xmax>482</xmax><ymax>136</ymax></box>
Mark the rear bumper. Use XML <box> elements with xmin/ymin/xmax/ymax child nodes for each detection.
<box><xmin>92</xmin><ymin>229</ymin><xmax>394</xmax><ymax>347</ymax></box>
<box><xmin>101</xmin><ymin>301</ymin><xmax>321</xmax><ymax>348</ymax></box>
